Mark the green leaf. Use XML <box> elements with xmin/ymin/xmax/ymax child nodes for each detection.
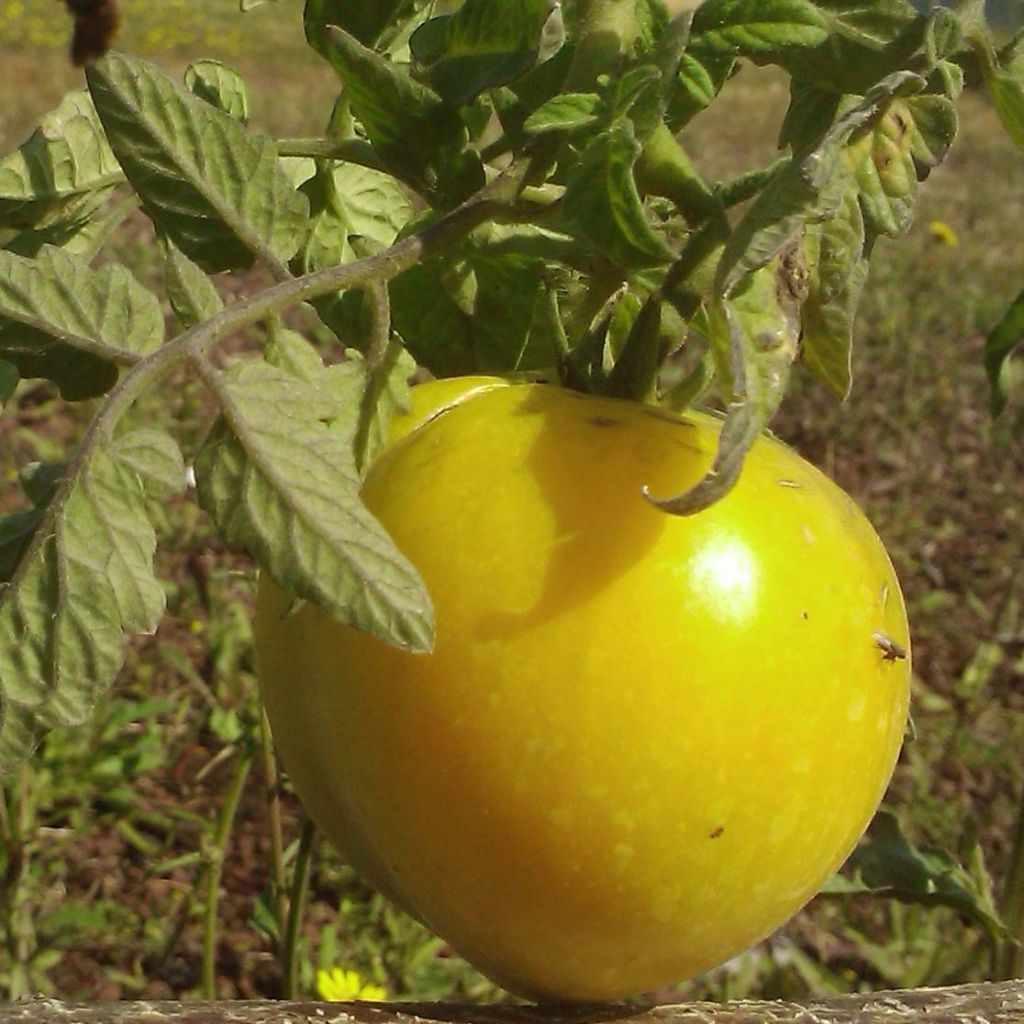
<box><xmin>327</xmin><ymin>344</ymin><xmax>416</xmax><ymax>474</ymax></box>
<box><xmin>86</xmin><ymin>52</ymin><xmax>309</xmax><ymax>274</ymax></box>
<box><xmin>823</xmin><ymin>810</ymin><xmax>1009</xmax><ymax>941</ymax></box>
<box><xmin>410</xmin><ymin>0</ymin><xmax>564</xmax><ymax>107</ymax></box>
<box><xmin>0</xmin><ymin>246</ymin><xmax>164</xmax><ymax>401</ymax></box>
<box><xmin>19</xmin><ymin>461</ymin><xmax>68</xmax><ymax>507</ymax></box>
<box><xmin>842</xmin><ymin>93</ymin><xmax>955</xmax><ymax>241</ymax></box>
<box><xmin>779</xmin><ymin>80</ymin><xmax>841</xmax><ymax>154</ymax></box>
<box><xmin>0</xmin><ymin>509</ymin><xmax>42</xmax><ymax>584</ymax></box>
<box><xmin>0</xmin><ymin>90</ymin><xmax>123</xmax><ymax>231</ymax></box>
<box><xmin>769</xmin><ymin>1</ymin><xmax>927</xmax><ymax>94</ymax></box>
<box><xmin>0</xmin><ymin>428</ymin><xmax>181</xmax><ymax>771</ymax></box>
<box><xmin>2</xmin><ymin>186</ymin><xmax>118</xmax><ymax>259</ymax></box>
<box><xmin>666</xmin><ymin>50</ymin><xmax>735</xmax><ymax>130</ymax></box>
<box><xmin>162</xmin><ymin>239</ymin><xmax>223</xmax><ymax>331</ymax></box>
<box><xmin>647</xmin><ymin>256</ymin><xmax>803</xmax><ymax>515</ymax></box>
<box><xmin>689</xmin><ymin>0</ymin><xmax>829</xmax><ymax>56</ymax></box>
<box><xmin>975</xmin><ymin>35</ymin><xmax>1024</xmax><ymax>151</ymax></box>
<box><xmin>717</xmin><ymin>72</ymin><xmax>923</xmax><ymax>294</ymax></box>
<box><xmin>296</xmin><ymin>162</ymin><xmax>413</xmax><ymax>274</ymax></box>
<box><xmin>194</xmin><ymin>360</ymin><xmax>432</xmax><ymax>652</ymax></box>
<box><xmin>110</xmin><ymin>428</ymin><xmax>187</xmax><ymax>500</ymax></box>
<box><xmin>390</xmin><ymin>248</ymin><xmax>550</xmax><ymax>376</ymax></box>
<box><xmin>800</xmin><ymin>189</ymin><xmax>869</xmax><ymax>398</ymax></box>
<box><xmin>0</xmin><ymin>359</ymin><xmax>16</xmax><ymax>405</ymax></box>
<box><xmin>985</xmin><ymin>285</ymin><xmax>1024</xmax><ymax>418</ymax></box>
<box><xmin>523</xmin><ymin>92</ymin><xmax>602</xmax><ymax>134</ymax></box>
<box><xmin>606</xmin><ymin>297</ymin><xmax>666</xmax><ymax>403</ymax></box>
<box><xmin>304</xmin><ymin>0</ymin><xmax>415</xmax><ymax>50</ymax></box>
<box><xmin>294</xmin><ymin>161</ymin><xmax>413</xmax><ymax>343</ymax></box>
<box><xmin>562</xmin><ymin>119</ymin><xmax>674</xmax><ymax>270</ymax></box>
<box><xmin>319</xmin><ymin>26</ymin><xmax>483</xmax><ymax>203</ymax></box>
<box><xmin>265</xmin><ymin>322</ymin><xmax>325</xmax><ymax>382</ymax></box>
<box><xmin>184</xmin><ymin>60</ymin><xmax>250</xmax><ymax>123</ymax></box>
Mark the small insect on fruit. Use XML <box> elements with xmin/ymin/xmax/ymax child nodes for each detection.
<box><xmin>873</xmin><ymin>630</ymin><xmax>908</xmax><ymax>662</ymax></box>
<box><xmin>62</xmin><ymin>0</ymin><xmax>120</xmax><ymax>66</ymax></box>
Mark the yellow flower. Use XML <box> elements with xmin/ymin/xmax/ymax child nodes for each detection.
<box><xmin>928</xmin><ymin>219</ymin><xmax>959</xmax><ymax>246</ymax></box>
<box><xmin>315</xmin><ymin>967</ymin><xmax>387</xmax><ymax>1002</ymax></box>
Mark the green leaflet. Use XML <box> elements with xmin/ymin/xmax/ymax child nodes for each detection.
<box><xmin>296</xmin><ymin>161</ymin><xmax>413</xmax><ymax>273</ymax></box>
<box><xmin>843</xmin><ymin>93</ymin><xmax>957</xmax><ymax>241</ymax></box>
<box><xmin>562</xmin><ymin>119</ymin><xmax>674</xmax><ymax>270</ymax></box>
<box><xmin>666</xmin><ymin>50</ymin><xmax>735</xmax><ymax>131</ymax></box>
<box><xmin>0</xmin><ymin>429</ymin><xmax>183</xmax><ymax>771</ymax></box>
<box><xmin>390</xmin><ymin>249</ymin><xmax>550</xmax><ymax>377</ymax></box>
<box><xmin>410</xmin><ymin>0</ymin><xmax>564</xmax><ymax>108</ymax></box>
<box><xmin>263</xmin><ymin>323</ymin><xmax>416</xmax><ymax>474</ymax></box>
<box><xmin>86</xmin><ymin>52</ymin><xmax>309</xmax><ymax>274</ymax></box>
<box><xmin>800</xmin><ymin>189</ymin><xmax>869</xmax><ymax>399</ymax></box>
<box><xmin>771</xmin><ymin>1</ymin><xmax>928</xmax><ymax>95</ymax></box>
<box><xmin>184</xmin><ymin>60</ymin><xmax>251</xmax><ymax>122</ymax></box>
<box><xmin>716</xmin><ymin>71</ymin><xmax>923</xmax><ymax>295</ymax></box>
<box><xmin>318</xmin><ymin>26</ymin><xmax>483</xmax><ymax>204</ymax></box>
<box><xmin>162</xmin><ymin>239</ymin><xmax>224</xmax><ymax>332</ymax></box>
<box><xmin>524</xmin><ymin>92</ymin><xmax>602</xmax><ymax>134</ymax></box>
<box><xmin>304</xmin><ymin>0</ymin><xmax>415</xmax><ymax>50</ymax></box>
<box><xmin>647</xmin><ymin>257</ymin><xmax>803</xmax><ymax>515</ymax></box>
<box><xmin>985</xmin><ymin>286</ymin><xmax>1024</xmax><ymax>419</ymax></box>
<box><xmin>194</xmin><ymin>360</ymin><xmax>433</xmax><ymax>653</ymax></box>
<box><xmin>327</xmin><ymin>345</ymin><xmax>416</xmax><ymax>475</ymax></box>
<box><xmin>0</xmin><ymin>90</ymin><xmax>123</xmax><ymax>231</ymax></box>
<box><xmin>822</xmin><ymin>811</ymin><xmax>1009</xmax><ymax>943</ymax></box>
<box><xmin>689</xmin><ymin>0</ymin><xmax>830</xmax><ymax>56</ymax></box>
<box><xmin>975</xmin><ymin>34</ymin><xmax>1024</xmax><ymax>152</ymax></box>
<box><xmin>0</xmin><ymin>246</ymin><xmax>164</xmax><ymax>401</ymax></box>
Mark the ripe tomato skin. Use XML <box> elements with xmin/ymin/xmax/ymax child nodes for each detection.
<box><xmin>256</xmin><ymin>380</ymin><xmax>910</xmax><ymax>1001</ymax></box>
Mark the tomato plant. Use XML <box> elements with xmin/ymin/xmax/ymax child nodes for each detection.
<box><xmin>0</xmin><ymin>0</ymin><xmax>1022</xmax><ymax>1003</ymax></box>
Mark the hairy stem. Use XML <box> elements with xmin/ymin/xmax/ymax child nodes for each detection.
<box><xmin>568</xmin><ymin>0</ymin><xmax>638</xmax><ymax>90</ymax></box>
<box><xmin>276</xmin><ymin>137</ymin><xmax>383</xmax><ymax>170</ymax></box>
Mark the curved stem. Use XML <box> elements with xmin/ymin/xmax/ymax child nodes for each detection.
<box><xmin>201</xmin><ymin>747</ymin><xmax>253</xmax><ymax>1000</ymax></box>
<box><xmin>281</xmin><ymin>816</ymin><xmax>317</xmax><ymax>999</ymax></box>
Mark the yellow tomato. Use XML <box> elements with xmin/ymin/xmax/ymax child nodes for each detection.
<box><xmin>256</xmin><ymin>379</ymin><xmax>910</xmax><ymax>1001</ymax></box>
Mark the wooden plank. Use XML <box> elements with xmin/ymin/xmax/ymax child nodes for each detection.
<box><xmin>4</xmin><ymin>982</ymin><xmax>1024</xmax><ymax>1024</ymax></box>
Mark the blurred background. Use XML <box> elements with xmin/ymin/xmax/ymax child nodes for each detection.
<box><xmin>0</xmin><ymin>0</ymin><xmax>1023</xmax><ymax>1007</ymax></box>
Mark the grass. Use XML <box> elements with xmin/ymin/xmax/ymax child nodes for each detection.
<box><xmin>1</xmin><ymin>0</ymin><xmax>1023</xmax><ymax>1005</ymax></box>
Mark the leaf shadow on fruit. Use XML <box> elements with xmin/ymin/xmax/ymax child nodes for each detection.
<box><xmin>473</xmin><ymin>388</ymin><xmax>709</xmax><ymax>641</ymax></box>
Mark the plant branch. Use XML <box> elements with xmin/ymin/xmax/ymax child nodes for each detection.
<box><xmin>276</xmin><ymin>137</ymin><xmax>383</xmax><ymax>171</ymax></box>
<box><xmin>353</xmin><ymin>280</ymin><xmax>394</xmax><ymax>474</ymax></box>
<box><xmin>0</xmin><ymin>157</ymin><xmax>533</xmax><ymax>628</ymax></box>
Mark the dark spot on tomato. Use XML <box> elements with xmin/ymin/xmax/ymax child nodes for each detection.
<box><xmin>586</xmin><ymin>416</ymin><xmax>621</xmax><ymax>428</ymax></box>
<box><xmin>709</xmin><ymin>826</ymin><xmax>724</xmax><ymax>839</ymax></box>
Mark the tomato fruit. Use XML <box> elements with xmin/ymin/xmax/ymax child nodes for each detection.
<box><xmin>255</xmin><ymin>379</ymin><xmax>911</xmax><ymax>1001</ymax></box>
